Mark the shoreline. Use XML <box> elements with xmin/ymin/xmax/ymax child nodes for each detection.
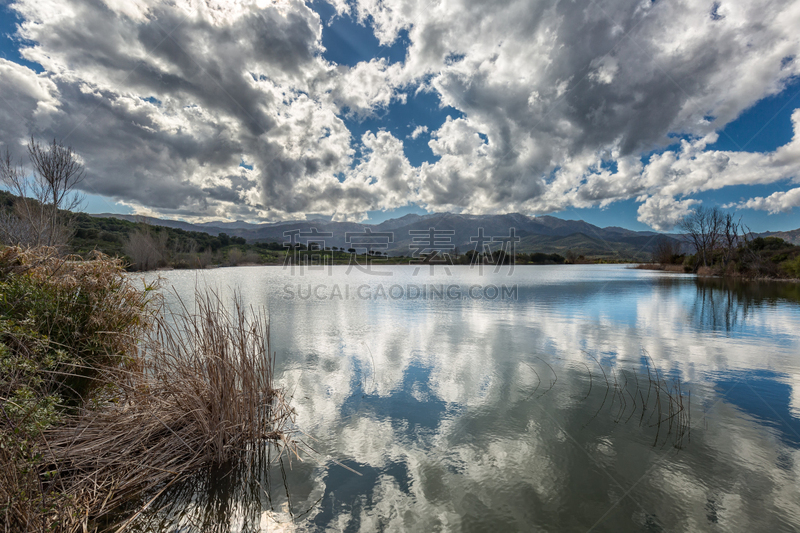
<box><xmin>633</xmin><ymin>263</ymin><xmax>800</xmax><ymax>283</ymax></box>
<box><xmin>150</xmin><ymin>261</ymin><xmax>638</xmax><ymax>273</ymax></box>
<box><xmin>145</xmin><ymin>261</ymin><xmax>800</xmax><ymax>284</ymax></box>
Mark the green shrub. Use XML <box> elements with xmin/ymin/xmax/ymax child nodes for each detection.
<box><xmin>0</xmin><ymin>246</ymin><xmax>158</xmax><ymax>532</ymax></box>
<box><xmin>781</xmin><ymin>255</ymin><xmax>800</xmax><ymax>279</ymax></box>
<box><xmin>0</xmin><ymin>247</ymin><xmax>156</xmax><ymax>405</ymax></box>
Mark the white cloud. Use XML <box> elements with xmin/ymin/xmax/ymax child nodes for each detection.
<box><xmin>0</xmin><ymin>0</ymin><xmax>418</xmax><ymax>222</ymax></box>
<box><xmin>0</xmin><ymin>59</ymin><xmax>61</xmax><ymax>148</ymax></box>
<box><xmin>408</xmin><ymin>125</ymin><xmax>427</xmax><ymax>139</ymax></box>
<box><xmin>339</xmin><ymin>0</ymin><xmax>800</xmax><ymax>224</ymax></box>
<box><xmin>636</xmin><ymin>195</ymin><xmax>701</xmax><ymax>232</ymax></box>
<box><xmin>329</xmin><ymin>59</ymin><xmax>407</xmax><ymax>118</ymax></box>
<box><xmin>341</xmin><ymin>130</ymin><xmax>419</xmax><ymax>217</ymax></box>
<box><xmin>730</xmin><ymin>187</ymin><xmax>800</xmax><ymax>214</ymax></box>
<box><xmin>1</xmin><ymin>0</ymin><xmax>800</xmax><ymax>227</ymax></box>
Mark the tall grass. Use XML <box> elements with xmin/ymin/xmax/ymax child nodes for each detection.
<box><xmin>579</xmin><ymin>350</ymin><xmax>691</xmax><ymax>448</ymax></box>
<box><xmin>40</xmin><ymin>290</ymin><xmax>294</xmax><ymax>531</ymax></box>
<box><xmin>0</xmin><ymin>247</ymin><xmax>293</xmax><ymax>532</ymax></box>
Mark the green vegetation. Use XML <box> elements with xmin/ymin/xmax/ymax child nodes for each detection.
<box><xmin>0</xmin><ymin>247</ymin><xmax>291</xmax><ymax>532</ymax></box>
<box><xmin>650</xmin><ymin>206</ymin><xmax>800</xmax><ymax>279</ymax></box>
<box><xmin>517</xmin><ymin>232</ymin><xmax>653</xmax><ymax>262</ymax></box>
<box><xmin>0</xmin><ymin>189</ymin><xmax>286</xmax><ymax>270</ymax></box>
<box><xmin>0</xmin><ymin>246</ymin><xmax>155</xmax><ymax>530</ymax></box>
<box><xmin>71</xmin><ymin>211</ymin><xmax>285</xmax><ymax>269</ymax></box>
<box><xmin>453</xmin><ymin>249</ymin><xmax>567</xmax><ymax>265</ymax></box>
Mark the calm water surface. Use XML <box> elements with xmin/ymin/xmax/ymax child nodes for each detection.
<box><xmin>133</xmin><ymin>265</ymin><xmax>800</xmax><ymax>532</ymax></box>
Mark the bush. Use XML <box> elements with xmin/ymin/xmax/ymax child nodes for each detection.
<box><xmin>227</xmin><ymin>247</ymin><xmax>244</xmax><ymax>266</ymax></box>
<box><xmin>781</xmin><ymin>255</ymin><xmax>800</xmax><ymax>279</ymax></box>
<box><xmin>244</xmin><ymin>250</ymin><xmax>261</xmax><ymax>264</ymax></box>
<box><xmin>0</xmin><ymin>247</ymin><xmax>156</xmax><ymax>405</ymax></box>
<box><xmin>0</xmin><ymin>246</ymin><xmax>157</xmax><ymax>532</ymax></box>
<box><xmin>197</xmin><ymin>249</ymin><xmax>214</xmax><ymax>269</ymax></box>
<box><xmin>171</xmin><ymin>254</ymin><xmax>194</xmax><ymax>269</ymax></box>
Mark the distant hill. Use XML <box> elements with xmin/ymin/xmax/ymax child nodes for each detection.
<box><xmin>86</xmin><ymin>211</ymin><xmax>800</xmax><ymax>260</ymax></box>
<box><xmin>89</xmin><ymin>213</ymin><xmax>231</xmax><ymax>234</ymax></box>
<box><xmin>89</xmin><ymin>211</ymin><xmax>686</xmax><ymax>260</ymax></box>
<box><xmin>763</xmin><ymin>228</ymin><xmax>800</xmax><ymax>246</ymax></box>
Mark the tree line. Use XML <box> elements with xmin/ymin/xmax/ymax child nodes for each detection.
<box><xmin>652</xmin><ymin>206</ymin><xmax>800</xmax><ymax>278</ymax></box>
<box><xmin>0</xmin><ymin>138</ymin><xmax>293</xmax><ymax>269</ymax></box>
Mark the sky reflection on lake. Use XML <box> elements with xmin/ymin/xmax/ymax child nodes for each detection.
<box><xmin>133</xmin><ymin>265</ymin><xmax>800</xmax><ymax>532</ymax></box>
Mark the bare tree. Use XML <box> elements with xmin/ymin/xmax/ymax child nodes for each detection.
<box><xmin>739</xmin><ymin>223</ymin><xmax>767</xmax><ymax>276</ymax></box>
<box><xmin>123</xmin><ymin>226</ymin><xmax>168</xmax><ymax>271</ymax></box>
<box><xmin>721</xmin><ymin>212</ymin><xmax>742</xmax><ymax>268</ymax></box>
<box><xmin>227</xmin><ymin>247</ymin><xmax>243</xmax><ymax>266</ymax></box>
<box><xmin>197</xmin><ymin>248</ymin><xmax>214</xmax><ymax>269</ymax></box>
<box><xmin>0</xmin><ymin>138</ymin><xmax>85</xmax><ymax>248</ymax></box>
<box><xmin>652</xmin><ymin>237</ymin><xmax>680</xmax><ymax>265</ymax></box>
<box><xmin>0</xmin><ymin>152</ymin><xmax>43</xmax><ymax>246</ymax></box>
<box><xmin>28</xmin><ymin>137</ymin><xmax>85</xmax><ymax>216</ymax></box>
<box><xmin>678</xmin><ymin>206</ymin><xmax>725</xmax><ymax>268</ymax></box>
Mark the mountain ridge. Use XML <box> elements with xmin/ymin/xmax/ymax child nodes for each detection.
<box><xmin>88</xmin><ymin>212</ymin><xmax>799</xmax><ymax>259</ymax></box>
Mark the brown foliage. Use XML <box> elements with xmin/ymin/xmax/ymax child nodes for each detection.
<box><xmin>1</xmin><ymin>249</ymin><xmax>292</xmax><ymax>532</ymax></box>
<box><xmin>38</xmin><ymin>290</ymin><xmax>293</xmax><ymax>532</ymax></box>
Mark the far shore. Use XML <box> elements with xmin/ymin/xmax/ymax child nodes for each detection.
<box><xmin>143</xmin><ymin>261</ymin><xmax>800</xmax><ymax>283</ymax></box>
<box><xmin>150</xmin><ymin>260</ymin><xmax>639</xmax><ymax>272</ymax></box>
<box><xmin>634</xmin><ymin>262</ymin><xmax>800</xmax><ymax>283</ymax></box>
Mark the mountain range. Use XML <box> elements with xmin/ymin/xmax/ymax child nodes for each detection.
<box><xmin>89</xmin><ymin>212</ymin><xmax>800</xmax><ymax>260</ymax></box>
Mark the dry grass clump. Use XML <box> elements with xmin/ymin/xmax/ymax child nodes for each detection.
<box><xmin>1</xmin><ymin>247</ymin><xmax>293</xmax><ymax>532</ymax></box>
<box><xmin>696</xmin><ymin>266</ymin><xmax>714</xmax><ymax>277</ymax></box>
<box><xmin>40</xmin><ymin>290</ymin><xmax>294</xmax><ymax>532</ymax></box>
<box><xmin>0</xmin><ymin>246</ymin><xmax>158</xmax><ymax>533</ymax></box>
<box><xmin>633</xmin><ymin>263</ymin><xmax>686</xmax><ymax>273</ymax></box>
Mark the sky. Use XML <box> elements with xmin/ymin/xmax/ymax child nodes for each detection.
<box><xmin>0</xmin><ymin>0</ymin><xmax>800</xmax><ymax>232</ymax></box>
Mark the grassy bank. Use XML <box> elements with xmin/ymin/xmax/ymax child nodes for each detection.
<box><xmin>0</xmin><ymin>247</ymin><xmax>292</xmax><ymax>532</ymax></box>
<box><xmin>640</xmin><ymin>236</ymin><xmax>800</xmax><ymax>280</ymax></box>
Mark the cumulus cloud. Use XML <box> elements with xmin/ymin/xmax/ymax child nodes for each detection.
<box><xmin>1</xmin><ymin>0</ymin><xmax>409</xmax><ymax>221</ymax></box>
<box><xmin>389</xmin><ymin>0</ymin><xmax>800</xmax><ymax>220</ymax></box>
<box><xmin>408</xmin><ymin>125</ymin><xmax>427</xmax><ymax>139</ymax></box>
<box><xmin>637</xmin><ymin>195</ymin><xmax>701</xmax><ymax>232</ymax></box>
<box><xmin>0</xmin><ymin>60</ymin><xmax>61</xmax><ymax>146</ymax></box>
<box><xmin>330</xmin><ymin>59</ymin><xmax>406</xmax><ymax>118</ymax></box>
<box><xmin>729</xmin><ymin>187</ymin><xmax>800</xmax><ymax>214</ymax></box>
<box><xmin>1</xmin><ymin>0</ymin><xmax>799</xmax><ymax>226</ymax></box>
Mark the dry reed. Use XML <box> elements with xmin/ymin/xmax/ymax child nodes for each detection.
<box><xmin>1</xmin><ymin>246</ymin><xmax>157</xmax><ymax>533</ymax></box>
<box><xmin>575</xmin><ymin>350</ymin><xmax>692</xmax><ymax>448</ymax></box>
<box><xmin>38</xmin><ymin>289</ymin><xmax>295</xmax><ymax>532</ymax></box>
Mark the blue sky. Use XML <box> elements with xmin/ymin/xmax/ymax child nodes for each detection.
<box><xmin>0</xmin><ymin>6</ymin><xmax>38</xmax><ymax>72</ymax></box>
<box><xmin>314</xmin><ymin>2</ymin><xmax>800</xmax><ymax>231</ymax></box>
<box><xmin>1</xmin><ymin>0</ymin><xmax>800</xmax><ymax>232</ymax></box>
<box><xmin>557</xmin><ymin>79</ymin><xmax>800</xmax><ymax>231</ymax></box>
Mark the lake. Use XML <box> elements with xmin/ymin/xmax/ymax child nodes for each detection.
<box><xmin>131</xmin><ymin>264</ymin><xmax>800</xmax><ymax>532</ymax></box>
